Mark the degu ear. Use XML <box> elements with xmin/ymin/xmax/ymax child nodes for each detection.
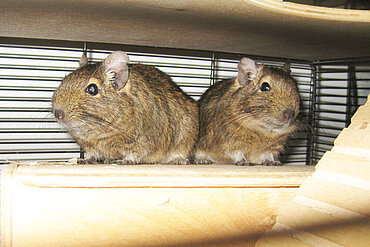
<box><xmin>237</xmin><ymin>57</ymin><xmax>258</xmax><ymax>87</ymax></box>
<box><xmin>282</xmin><ymin>62</ymin><xmax>291</xmax><ymax>74</ymax></box>
<box><xmin>79</xmin><ymin>51</ymin><xmax>89</xmax><ymax>67</ymax></box>
<box><xmin>102</xmin><ymin>51</ymin><xmax>130</xmax><ymax>91</ymax></box>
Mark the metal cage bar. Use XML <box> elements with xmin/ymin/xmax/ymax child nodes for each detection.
<box><xmin>310</xmin><ymin>59</ymin><xmax>370</xmax><ymax>163</ymax></box>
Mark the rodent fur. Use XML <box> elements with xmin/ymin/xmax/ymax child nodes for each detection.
<box><xmin>194</xmin><ymin>57</ymin><xmax>300</xmax><ymax>166</ymax></box>
<box><xmin>52</xmin><ymin>51</ymin><xmax>198</xmax><ymax>165</ymax></box>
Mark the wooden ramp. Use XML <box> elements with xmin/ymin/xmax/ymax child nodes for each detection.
<box><xmin>256</xmin><ymin>94</ymin><xmax>370</xmax><ymax>247</ymax></box>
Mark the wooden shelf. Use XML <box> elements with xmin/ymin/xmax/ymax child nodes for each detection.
<box><xmin>1</xmin><ymin>163</ymin><xmax>314</xmax><ymax>247</ymax></box>
<box><xmin>1</xmin><ymin>0</ymin><xmax>369</xmax><ymax>60</ymax></box>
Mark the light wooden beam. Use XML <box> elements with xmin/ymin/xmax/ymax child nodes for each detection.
<box><xmin>1</xmin><ymin>164</ymin><xmax>313</xmax><ymax>247</ymax></box>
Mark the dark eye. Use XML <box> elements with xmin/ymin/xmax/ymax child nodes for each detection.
<box><xmin>85</xmin><ymin>84</ymin><xmax>99</xmax><ymax>96</ymax></box>
<box><xmin>261</xmin><ymin>82</ymin><xmax>271</xmax><ymax>92</ymax></box>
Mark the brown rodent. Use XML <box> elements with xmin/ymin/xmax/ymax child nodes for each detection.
<box><xmin>194</xmin><ymin>57</ymin><xmax>300</xmax><ymax>166</ymax></box>
<box><xmin>52</xmin><ymin>51</ymin><xmax>198</xmax><ymax>165</ymax></box>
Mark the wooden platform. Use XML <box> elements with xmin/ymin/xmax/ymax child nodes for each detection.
<box><xmin>1</xmin><ymin>164</ymin><xmax>313</xmax><ymax>247</ymax></box>
<box><xmin>1</xmin><ymin>0</ymin><xmax>369</xmax><ymax>60</ymax></box>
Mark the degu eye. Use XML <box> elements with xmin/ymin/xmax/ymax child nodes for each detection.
<box><xmin>260</xmin><ymin>82</ymin><xmax>271</xmax><ymax>92</ymax></box>
<box><xmin>85</xmin><ymin>84</ymin><xmax>99</xmax><ymax>96</ymax></box>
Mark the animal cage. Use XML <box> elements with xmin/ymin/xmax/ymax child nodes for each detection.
<box><xmin>0</xmin><ymin>39</ymin><xmax>369</xmax><ymax>165</ymax></box>
<box><xmin>0</xmin><ymin>1</ymin><xmax>369</xmax><ymax>246</ymax></box>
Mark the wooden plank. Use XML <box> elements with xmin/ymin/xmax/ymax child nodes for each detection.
<box><xmin>351</xmin><ymin>104</ymin><xmax>370</xmax><ymax>126</ymax></box>
<box><xmin>251</xmin><ymin>0</ymin><xmax>370</xmax><ymax>22</ymax></box>
<box><xmin>315</xmin><ymin>152</ymin><xmax>370</xmax><ymax>182</ymax></box>
<box><xmin>334</xmin><ymin>128</ymin><xmax>370</xmax><ymax>152</ymax></box>
<box><xmin>256</xmin><ymin>232</ymin><xmax>312</xmax><ymax>247</ymax></box>
<box><xmin>5</xmin><ymin>187</ymin><xmax>295</xmax><ymax>247</ymax></box>
<box><xmin>10</xmin><ymin>163</ymin><xmax>314</xmax><ymax>188</ymax></box>
<box><xmin>277</xmin><ymin>203</ymin><xmax>370</xmax><ymax>247</ymax></box>
<box><xmin>257</xmin><ymin>223</ymin><xmax>342</xmax><ymax>247</ymax></box>
<box><xmin>298</xmin><ymin>177</ymin><xmax>370</xmax><ymax>216</ymax></box>
<box><xmin>1</xmin><ymin>1</ymin><xmax>369</xmax><ymax>61</ymax></box>
<box><xmin>333</xmin><ymin>95</ymin><xmax>370</xmax><ymax>157</ymax></box>
<box><xmin>1</xmin><ymin>163</ymin><xmax>312</xmax><ymax>247</ymax></box>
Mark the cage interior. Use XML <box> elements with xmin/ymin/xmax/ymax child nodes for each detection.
<box><xmin>0</xmin><ymin>40</ymin><xmax>368</xmax><ymax>165</ymax></box>
<box><xmin>1</xmin><ymin>0</ymin><xmax>369</xmax><ymax>165</ymax></box>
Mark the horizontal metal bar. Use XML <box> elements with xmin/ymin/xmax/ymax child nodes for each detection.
<box><xmin>0</xmin><ymin>130</ymin><xmax>66</xmax><ymax>134</ymax></box>
<box><xmin>0</xmin><ymin>119</ymin><xmax>55</xmax><ymax>122</ymax></box>
<box><xmin>313</xmin><ymin>101</ymin><xmax>362</xmax><ymax>107</ymax></box>
<box><xmin>316</xmin><ymin>69</ymin><xmax>370</xmax><ymax>74</ymax></box>
<box><xmin>312</xmin><ymin>125</ymin><xmax>343</xmax><ymax>131</ymax></box>
<box><xmin>0</xmin><ymin>150</ymin><xmax>80</xmax><ymax>154</ymax></box>
<box><xmin>313</xmin><ymin>148</ymin><xmax>331</xmax><ymax>154</ymax></box>
<box><xmin>315</xmin><ymin>94</ymin><xmax>368</xmax><ymax>99</ymax></box>
<box><xmin>312</xmin><ymin>109</ymin><xmax>354</xmax><ymax>115</ymax></box>
<box><xmin>0</xmin><ymin>87</ymin><xmax>56</xmax><ymax>92</ymax></box>
<box><xmin>0</xmin><ymin>140</ymin><xmax>76</xmax><ymax>144</ymax></box>
<box><xmin>313</xmin><ymin>116</ymin><xmax>347</xmax><ymax>123</ymax></box>
<box><xmin>316</xmin><ymin>85</ymin><xmax>370</xmax><ymax>89</ymax></box>
<box><xmin>313</xmin><ymin>57</ymin><xmax>370</xmax><ymax>65</ymax></box>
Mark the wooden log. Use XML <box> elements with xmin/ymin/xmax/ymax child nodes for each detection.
<box><xmin>1</xmin><ymin>163</ymin><xmax>313</xmax><ymax>247</ymax></box>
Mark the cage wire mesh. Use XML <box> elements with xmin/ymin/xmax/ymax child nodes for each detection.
<box><xmin>0</xmin><ymin>40</ymin><xmax>368</xmax><ymax>165</ymax></box>
<box><xmin>310</xmin><ymin>60</ymin><xmax>370</xmax><ymax>164</ymax></box>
